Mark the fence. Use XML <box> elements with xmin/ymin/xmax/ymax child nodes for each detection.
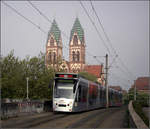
<box><xmin>1</xmin><ymin>99</ymin><xmax>46</xmax><ymax>119</ymax></box>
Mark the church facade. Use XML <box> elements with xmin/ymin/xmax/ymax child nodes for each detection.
<box><xmin>45</xmin><ymin>18</ymin><xmax>105</xmax><ymax>85</ymax></box>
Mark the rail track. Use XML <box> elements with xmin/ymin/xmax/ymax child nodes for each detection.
<box><xmin>2</xmin><ymin>106</ymin><xmax>127</xmax><ymax>128</ymax></box>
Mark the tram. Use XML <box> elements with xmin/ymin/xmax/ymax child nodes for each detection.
<box><xmin>53</xmin><ymin>73</ymin><xmax>122</xmax><ymax>112</ymax></box>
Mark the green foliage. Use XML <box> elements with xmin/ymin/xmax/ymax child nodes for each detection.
<box><xmin>79</xmin><ymin>71</ymin><xmax>98</xmax><ymax>83</ymax></box>
<box><xmin>1</xmin><ymin>50</ymin><xmax>55</xmax><ymax>100</ymax></box>
<box><xmin>123</xmin><ymin>94</ymin><xmax>129</xmax><ymax>105</ymax></box>
<box><xmin>136</xmin><ymin>92</ymin><xmax>149</xmax><ymax>102</ymax></box>
<box><xmin>133</xmin><ymin>101</ymin><xmax>149</xmax><ymax>127</ymax></box>
<box><xmin>128</xmin><ymin>89</ymin><xmax>149</xmax><ymax>102</ymax></box>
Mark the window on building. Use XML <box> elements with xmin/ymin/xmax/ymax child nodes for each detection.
<box><xmin>77</xmin><ymin>51</ymin><xmax>80</xmax><ymax>62</ymax></box>
<box><xmin>72</xmin><ymin>51</ymin><xmax>75</xmax><ymax>62</ymax></box>
<box><xmin>50</xmin><ymin>37</ymin><xmax>54</xmax><ymax>46</ymax></box>
<box><xmin>73</xmin><ymin>35</ymin><xmax>78</xmax><ymax>45</ymax></box>
<box><xmin>53</xmin><ymin>52</ymin><xmax>56</xmax><ymax>63</ymax></box>
<box><xmin>48</xmin><ymin>52</ymin><xmax>52</xmax><ymax>63</ymax></box>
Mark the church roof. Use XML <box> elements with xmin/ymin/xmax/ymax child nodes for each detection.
<box><xmin>70</xmin><ymin>17</ymin><xmax>84</xmax><ymax>43</ymax></box>
<box><xmin>47</xmin><ymin>19</ymin><xmax>61</xmax><ymax>44</ymax></box>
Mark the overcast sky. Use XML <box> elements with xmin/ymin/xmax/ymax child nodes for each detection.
<box><xmin>1</xmin><ymin>1</ymin><xmax>149</xmax><ymax>90</ymax></box>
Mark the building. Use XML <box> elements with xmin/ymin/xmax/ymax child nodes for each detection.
<box><xmin>45</xmin><ymin>18</ymin><xmax>105</xmax><ymax>84</ymax></box>
<box><xmin>69</xmin><ymin>17</ymin><xmax>85</xmax><ymax>73</ymax></box>
<box><xmin>122</xmin><ymin>90</ymin><xmax>127</xmax><ymax>95</ymax></box>
<box><xmin>84</xmin><ymin>65</ymin><xmax>105</xmax><ymax>85</ymax></box>
<box><xmin>109</xmin><ymin>86</ymin><xmax>122</xmax><ymax>92</ymax></box>
<box><xmin>45</xmin><ymin>19</ymin><xmax>63</xmax><ymax>70</ymax></box>
<box><xmin>132</xmin><ymin>77</ymin><xmax>150</xmax><ymax>94</ymax></box>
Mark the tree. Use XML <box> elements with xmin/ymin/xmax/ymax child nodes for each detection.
<box><xmin>1</xmin><ymin>50</ymin><xmax>26</xmax><ymax>98</ymax></box>
<box><xmin>79</xmin><ymin>71</ymin><xmax>98</xmax><ymax>83</ymax></box>
<box><xmin>1</xmin><ymin>51</ymin><xmax>55</xmax><ymax>100</ymax></box>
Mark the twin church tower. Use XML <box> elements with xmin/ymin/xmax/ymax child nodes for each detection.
<box><xmin>45</xmin><ymin>17</ymin><xmax>85</xmax><ymax>73</ymax></box>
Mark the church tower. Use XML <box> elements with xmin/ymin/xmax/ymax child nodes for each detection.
<box><xmin>46</xmin><ymin>19</ymin><xmax>63</xmax><ymax>69</ymax></box>
<box><xmin>69</xmin><ymin>17</ymin><xmax>85</xmax><ymax>73</ymax></box>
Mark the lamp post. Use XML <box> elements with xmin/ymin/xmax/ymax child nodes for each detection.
<box><xmin>26</xmin><ymin>77</ymin><xmax>29</xmax><ymax>100</ymax></box>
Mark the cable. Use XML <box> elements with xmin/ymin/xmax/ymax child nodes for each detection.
<box><xmin>108</xmin><ymin>54</ymin><xmax>118</xmax><ymax>69</ymax></box>
<box><xmin>3</xmin><ymin>1</ymin><xmax>106</xmax><ymax>73</ymax></box>
<box><xmin>27</xmin><ymin>1</ymin><xmax>69</xmax><ymax>41</ymax></box>
<box><xmin>27</xmin><ymin>1</ymin><xmax>104</xmax><ymax>64</ymax></box>
<box><xmin>118</xmin><ymin>57</ymin><xmax>136</xmax><ymax>79</ymax></box>
<box><xmin>2</xmin><ymin>1</ymin><xmax>46</xmax><ymax>34</ymax></box>
<box><xmin>89</xmin><ymin>0</ymin><xmax>136</xmax><ymax>80</ymax></box>
<box><xmin>90</xmin><ymin>0</ymin><xmax>117</xmax><ymax>57</ymax></box>
<box><xmin>109</xmin><ymin>72</ymin><xmax>132</xmax><ymax>89</ymax></box>
<box><xmin>79</xmin><ymin>1</ymin><xmax>112</xmax><ymax>56</ymax></box>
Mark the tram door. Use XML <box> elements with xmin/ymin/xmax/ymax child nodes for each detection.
<box><xmin>75</xmin><ymin>82</ymin><xmax>88</xmax><ymax>111</ymax></box>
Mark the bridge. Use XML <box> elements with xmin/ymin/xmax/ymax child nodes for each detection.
<box><xmin>2</xmin><ymin>106</ymin><xmax>127</xmax><ymax>128</ymax></box>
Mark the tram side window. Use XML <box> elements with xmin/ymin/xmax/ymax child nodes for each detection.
<box><xmin>78</xmin><ymin>85</ymin><xmax>81</xmax><ymax>102</ymax></box>
<box><xmin>75</xmin><ymin>83</ymin><xmax>88</xmax><ymax>102</ymax></box>
<box><xmin>109</xmin><ymin>91</ymin><xmax>111</xmax><ymax>101</ymax></box>
<box><xmin>104</xmin><ymin>90</ymin><xmax>106</xmax><ymax>100</ymax></box>
<box><xmin>100</xmin><ymin>88</ymin><xmax>103</xmax><ymax>100</ymax></box>
<box><xmin>54</xmin><ymin>85</ymin><xmax>59</xmax><ymax>98</ymax></box>
<box><xmin>82</xmin><ymin>84</ymin><xmax>88</xmax><ymax>102</ymax></box>
<box><xmin>73</xmin><ymin>82</ymin><xmax>77</xmax><ymax>93</ymax></box>
<box><xmin>75</xmin><ymin>85</ymin><xmax>81</xmax><ymax>102</ymax></box>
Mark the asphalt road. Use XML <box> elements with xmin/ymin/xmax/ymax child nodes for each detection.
<box><xmin>2</xmin><ymin>106</ymin><xmax>127</xmax><ymax>128</ymax></box>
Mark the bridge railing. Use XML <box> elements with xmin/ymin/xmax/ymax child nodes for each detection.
<box><xmin>1</xmin><ymin>99</ymin><xmax>45</xmax><ymax>119</ymax></box>
<box><xmin>128</xmin><ymin>100</ymin><xmax>149</xmax><ymax>129</ymax></box>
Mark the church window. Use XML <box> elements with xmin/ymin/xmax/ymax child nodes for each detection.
<box><xmin>73</xmin><ymin>35</ymin><xmax>78</xmax><ymax>45</ymax></box>
<box><xmin>50</xmin><ymin>37</ymin><xmax>54</xmax><ymax>46</ymax></box>
<box><xmin>77</xmin><ymin>51</ymin><xmax>80</xmax><ymax>62</ymax></box>
<box><xmin>72</xmin><ymin>51</ymin><xmax>75</xmax><ymax>62</ymax></box>
<box><xmin>48</xmin><ymin>52</ymin><xmax>52</xmax><ymax>63</ymax></box>
<box><xmin>53</xmin><ymin>52</ymin><xmax>56</xmax><ymax>63</ymax></box>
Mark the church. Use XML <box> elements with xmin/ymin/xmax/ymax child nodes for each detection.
<box><xmin>45</xmin><ymin>17</ymin><xmax>105</xmax><ymax>85</ymax></box>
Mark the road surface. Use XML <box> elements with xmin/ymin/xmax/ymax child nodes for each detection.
<box><xmin>2</xmin><ymin>106</ymin><xmax>127</xmax><ymax>128</ymax></box>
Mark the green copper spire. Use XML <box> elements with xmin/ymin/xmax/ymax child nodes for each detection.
<box><xmin>47</xmin><ymin>19</ymin><xmax>61</xmax><ymax>44</ymax></box>
<box><xmin>70</xmin><ymin>17</ymin><xmax>84</xmax><ymax>43</ymax></box>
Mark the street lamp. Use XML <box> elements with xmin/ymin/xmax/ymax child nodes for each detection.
<box><xmin>26</xmin><ymin>77</ymin><xmax>29</xmax><ymax>100</ymax></box>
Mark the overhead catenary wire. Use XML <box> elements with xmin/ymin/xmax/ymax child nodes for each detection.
<box><xmin>80</xmin><ymin>1</ymin><xmax>134</xmax><ymax>86</ymax></box>
<box><xmin>3</xmin><ymin>1</ymin><xmax>135</xmax><ymax>90</ymax></box>
<box><xmin>27</xmin><ymin>0</ymin><xmax>69</xmax><ymax>39</ymax></box>
<box><xmin>108</xmin><ymin>54</ymin><xmax>118</xmax><ymax>69</ymax></box>
<box><xmin>89</xmin><ymin>0</ymin><xmax>136</xmax><ymax>80</ymax></box>
<box><xmin>2</xmin><ymin>1</ymin><xmax>46</xmax><ymax>34</ymax></box>
<box><xmin>90</xmin><ymin>0</ymin><xmax>117</xmax><ymax>57</ymax></box>
<box><xmin>79</xmin><ymin>0</ymin><xmax>135</xmax><ymax>89</ymax></box>
<box><xmin>109</xmin><ymin>72</ymin><xmax>132</xmax><ymax>89</ymax></box>
<box><xmin>2</xmin><ymin>1</ymin><xmax>70</xmax><ymax>53</ymax></box>
<box><xmin>27</xmin><ymin>0</ymin><xmax>104</xmax><ymax>64</ymax></box>
<box><xmin>79</xmin><ymin>1</ymin><xmax>112</xmax><ymax>56</ymax></box>
<box><xmin>3</xmin><ymin>1</ymin><xmax>104</xmax><ymax>66</ymax></box>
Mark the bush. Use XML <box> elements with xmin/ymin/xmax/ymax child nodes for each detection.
<box><xmin>133</xmin><ymin>101</ymin><xmax>149</xmax><ymax>127</ymax></box>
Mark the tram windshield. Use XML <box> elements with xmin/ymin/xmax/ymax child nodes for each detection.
<box><xmin>54</xmin><ymin>79</ymin><xmax>77</xmax><ymax>99</ymax></box>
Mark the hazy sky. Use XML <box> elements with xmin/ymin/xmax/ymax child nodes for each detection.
<box><xmin>1</xmin><ymin>1</ymin><xmax>149</xmax><ymax>90</ymax></box>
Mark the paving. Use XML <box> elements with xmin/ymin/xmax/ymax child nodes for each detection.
<box><xmin>2</xmin><ymin>106</ymin><xmax>127</xmax><ymax>128</ymax></box>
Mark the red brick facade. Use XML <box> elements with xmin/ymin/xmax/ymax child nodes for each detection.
<box><xmin>134</xmin><ymin>77</ymin><xmax>150</xmax><ymax>94</ymax></box>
